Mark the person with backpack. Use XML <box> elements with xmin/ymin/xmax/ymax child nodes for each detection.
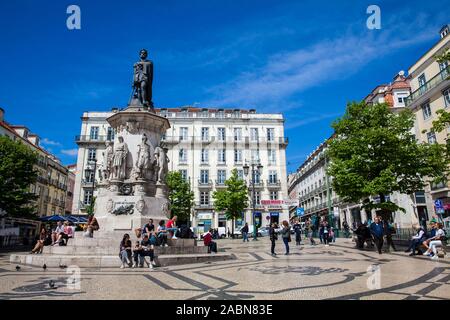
<box><xmin>269</xmin><ymin>222</ymin><xmax>278</xmax><ymax>256</ymax></box>
<box><xmin>241</xmin><ymin>223</ymin><xmax>249</xmax><ymax>242</ymax></box>
<box><xmin>203</xmin><ymin>228</ymin><xmax>217</xmax><ymax>254</ymax></box>
<box><xmin>293</xmin><ymin>220</ymin><xmax>302</xmax><ymax>246</ymax></box>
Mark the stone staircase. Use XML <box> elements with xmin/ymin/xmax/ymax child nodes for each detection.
<box><xmin>10</xmin><ymin>232</ymin><xmax>235</xmax><ymax>268</ymax></box>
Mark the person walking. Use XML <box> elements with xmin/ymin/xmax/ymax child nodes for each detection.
<box><xmin>383</xmin><ymin>219</ymin><xmax>397</xmax><ymax>252</ymax></box>
<box><xmin>280</xmin><ymin>220</ymin><xmax>291</xmax><ymax>255</ymax></box>
<box><xmin>318</xmin><ymin>220</ymin><xmax>324</xmax><ymax>244</ymax></box>
<box><xmin>321</xmin><ymin>221</ymin><xmax>331</xmax><ymax>246</ymax></box>
<box><xmin>306</xmin><ymin>220</ymin><xmax>316</xmax><ymax>246</ymax></box>
<box><xmin>369</xmin><ymin>216</ymin><xmax>384</xmax><ymax>255</ymax></box>
<box><xmin>293</xmin><ymin>220</ymin><xmax>302</xmax><ymax>246</ymax></box>
<box><xmin>269</xmin><ymin>223</ymin><xmax>278</xmax><ymax>256</ymax></box>
<box><xmin>241</xmin><ymin>223</ymin><xmax>249</xmax><ymax>242</ymax></box>
<box><xmin>343</xmin><ymin>221</ymin><xmax>350</xmax><ymax>238</ymax></box>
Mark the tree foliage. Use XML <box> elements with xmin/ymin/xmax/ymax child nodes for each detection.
<box><xmin>0</xmin><ymin>136</ymin><xmax>38</xmax><ymax>218</ymax></box>
<box><xmin>327</xmin><ymin>102</ymin><xmax>444</xmax><ymax>215</ymax></box>
<box><xmin>166</xmin><ymin>171</ymin><xmax>194</xmax><ymax>223</ymax></box>
<box><xmin>212</xmin><ymin>169</ymin><xmax>248</xmax><ymax>234</ymax></box>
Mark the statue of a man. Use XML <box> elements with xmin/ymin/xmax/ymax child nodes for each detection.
<box><xmin>135</xmin><ymin>134</ymin><xmax>151</xmax><ymax>179</ymax></box>
<box><xmin>103</xmin><ymin>141</ymin><xmax>114</xmax><ymax>180</ymax></box>
<box><xmin>132</xmin><ymin>49</ymin><xmax>153</xmax><ymax>108</ymax></box>
<box><xmin>154</xmin><ymin>146</ymin><xmax>169</xmax><ymax>183</ymax></box>
<box><xmin>112</xmin><ymin>136</ymin><xmax>129</xmax><ymax>180</ymax></box>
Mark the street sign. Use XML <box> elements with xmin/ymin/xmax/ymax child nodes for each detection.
<box><xmin>296</xmin><ymin>208</ymin><xmax>305</xmax><ymax>216</ymax></box>
<box><xmin>434</xmin><ymin>199</ymin><xmax>443</xmax><ymax>208</ymax></box>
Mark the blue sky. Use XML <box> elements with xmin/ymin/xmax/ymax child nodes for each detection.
<box><xmin>0</xmin><ymin>0</ymin><xmax>449</xmax><ymax>172</ymax></box>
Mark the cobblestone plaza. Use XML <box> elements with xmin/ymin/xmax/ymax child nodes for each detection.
<box><xmin>1</xmin><ymin>239</ymin><xmax>448</xmax><ymax>300</ymax></box>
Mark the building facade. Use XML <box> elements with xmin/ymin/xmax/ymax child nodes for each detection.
<box><xmin>0</xmin><ymin>107</ymin><xmax>69</xmax><ymax>217</ymax></box>
<box><xmin>72</xmin><ymin>107</ymin><xmax>290</xmax><ymax>232</ymax></box>
<box><xmin>406</xmin><ymin>25</ymin><xmax>450</xmax><ymax>223</ymax></box>
<box><xmin>288</xmin><ymin>71</ymin><xmax>425</xmax><ymax>229</ymax></box>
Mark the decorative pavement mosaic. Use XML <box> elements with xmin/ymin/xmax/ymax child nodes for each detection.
<box><xmin>0</xmin><ymin>238</ymin><xmax>448</xmax><ymax>300</ymax></box>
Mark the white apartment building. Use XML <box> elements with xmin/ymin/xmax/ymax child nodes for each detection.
<box><xmin>406</xmin><ymin>25</ymin><xmax>450</xmax><ymax>225</ymax></box>
<box><xmin>72</xmin><ymin>107</ymin><xmax>289</xmax><ymax>232</ymax></box>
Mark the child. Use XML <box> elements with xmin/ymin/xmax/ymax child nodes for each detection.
<box><xmin>132</xmin><ymin>241</ymin><xmax>143</xmax><ymax>268</ymax></box>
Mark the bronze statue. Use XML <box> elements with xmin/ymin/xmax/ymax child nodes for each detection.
<box><xmin>132</xmin><ymin>49</ymin><xmax>153</xmax><ymax>109</ymax></box>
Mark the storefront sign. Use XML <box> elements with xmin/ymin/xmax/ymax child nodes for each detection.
<box><xmin>197</xmin><ymin>213</ymin><xmax>212</xmax><ymax>220</ymax></box>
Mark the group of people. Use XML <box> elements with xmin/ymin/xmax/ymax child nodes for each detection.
<box><xmin>405</xmin><ymin>221</ymin><xmax>447</xmax><ymax>260</ymax></box>
<box><xmin>119</xmin><ymin>216</ymin><xmax>179</xmax><ymax>268</ymax></box>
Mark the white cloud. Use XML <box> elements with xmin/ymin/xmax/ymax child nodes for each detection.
<box><xmin>61</xmin><ymin>149</ymin><xmax>78</xmax><ymax>156</ymax></box>
<box><xmin>205</xmin><ymin>18</ymin><xmax>438</xmax><ymax>110</ymax></box>
<box><xmin>285</xmin><ymin>113</ymin><xmax>341</xmax><ymax>130</ymax></box>
<box><xmin>41</xmin><ymin>138</ymin><xmax>62</xmax><ymax>146</ymax></box>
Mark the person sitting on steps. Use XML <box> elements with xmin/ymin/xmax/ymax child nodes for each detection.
<box><xmin>157</xmin><ymin>220</ymin><xmax>169</xmax><ymax>247</ymax></box>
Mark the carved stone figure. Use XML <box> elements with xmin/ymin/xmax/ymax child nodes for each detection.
<box><xmin>136</xmin><ymin>197</ymin><xmax>145</xmax><ymax>213</ymax></box>
<box><xmin>154</xmin><ymin>146</ymin><xmax>169</xmax><ymax>183</ymax></box>
<box><xmin>131</xmin><ymin>49</ymin><xmax>154</xmax><ymax>109</ymax></box>
<box><xmin>135</xmin><ymin>134</ymin><xmax>152</xmax><ymax>179</ymax></box>
<box><xmin>106</xmin><ymin>199</ymin><xmax>114</xmax><ymax>213</ymax></box>
<box><xmin>112</xmin><ymin>136</ymin><xmax>128</xmax><ymax>180</ymax></box>
<box><xmin>103</xmin><ymin>141</ymin><xmax>114</xmax><ymax>180</ymax></box>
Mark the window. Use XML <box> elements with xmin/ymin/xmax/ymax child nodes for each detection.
<box><xmin>179</xmin><ymin>149</ymin><xmax>187</xmax><ymax>163</ymax></box>
<box><xmin>443</xmin><ymin>88</ymin><xmax>450</xmax><ymax>108</ymax></box>
<box><xmin>268</xmin><ymin>149</ymin><xmax>276</xmax><ymax>165</ymax></box>
<box><xmin>418</xmin><ymin>74</ymin><xmax>427</xmax><ymax>93</ymax></box>
<box><xmin>254</xmin><ymin>191</ymin><xmax>261</xmax><ymax>205</ymax></box>
<box><xmin>179</xmin><ymin>170</ymin><xmax>188</xmax><ymax>181</ymax></box>
<box><xmin>251</xmin><ymin>149</ymin><xmax>260</xmax><ymax>162</ymax></box>
<box><xmin>422</xmin><ymin>103</ymin><xmax>432</xmax><ymax>120</ymax></box>
<box><xmin>250</xmin><ymin>128</ymin><xmax>259</xmax><ymax>141</ymax></box>
<box><xmin>217</xmin><ymin>128</ymin><xmax>226</xmax><ymax>141</ymax></box>
<box><xmin>267</xmin><ymin>128</ymin><xmax>275</xmax><ymax>141</ymax></box>
<box><xmin>179</xmin><ymin>127</ymin><xmax>188</xmax><ymax>141</ymax></box>
<box><xmin>218</xmin><ymin>149</ymin><xmax>226</xmax><ymax>164</ymax></box>
<box><xmin>234</xmin><ymin>149</ymin><xmax>242</xmax><ymax>163</ymax></box>
<box><xmin>200</xmin><ymin>170</ymin><xmax>209</xmax><ymax>184</ymax></box>
<box><xmin>217</xmin><ymin>170</ymin><xmax>226</xmax><ymax>184</ymax></box>
<box><xmin>107</xmin><ymin>127</ymin><xmax>115</xmax><ymax>141</ymax></box>
<box><xmin>201</xmin><ymin>149</ymin><xmax>209</xmax><ymax>163</ymax></box>
<box><xmin>270</xmin><ymin>191</ymin><xmax>278</xmax><ymax>200</ymax></box>
<box><xmin>87</xmin><ymin>148</ymin><xmax>96</xmax><ymax>161</ymax></box>
<box><xmin>237</xmin><ymin>170</ymin><xmax>244</xmax><ymax>180</ymax></box>
<box><xmin>216</xmin><ymin>110</ymin><xmax>225</xmax><ymax>118</ymax></box>
<box><xmin>414</xmin><ymin>191</ymin><xmax>426</xmax><ymax>204</ymax></box>
<box><xmin>440</xmin><ymin>61</ymin><xmax>449</xmax><ymax>79</ymax></box>
<box><xmin>234</xmin><ymin>128</ymin><xmax>242</xmax><ymax>141</ymax></box>
<box><xmin>269</xmin><ymin>171</ymin><xmax>278</xmax><ymax>184</ymax></box>
<box><xmin>201</xmin><ymin>127</ymin><xmax>209</xmax><ymax>141</ymax></box>
<box><xmin>84</xmin><ymin>169</ymin><xmax>94</xmax><ymax>183</ymax></box>
<box><xmin>83</xmin><ymin>190</ymin><xmax>93</xmax><ymax>205</ymax></box>
<box><xmin>200</xmin><ymin>192</ymin><xmax>210</xmax><ymax>205</ymax></box>
<box><xmin>252</xmin><ymin>170</ymin><xmax>261</xmax><ymax>184</ymax></box>
<box><xmin>90</xmin><ymin>127</ymin><xmax>99</xmax><ymax>140</ymax></box>
<box><xmin>427</xmin><ymin>131</ymin><xmax>437</xmax><ymax>144</ymax></box>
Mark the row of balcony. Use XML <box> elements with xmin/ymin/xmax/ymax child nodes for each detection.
<box><xmin>163</xmin><ymin>136</ymin><xmax>288</xmax><ymax>145</ymax></box>
<box><xmin>197</xmin><ymin>179</ymin><xmax>281</xmax><ymax>189</ymax></box>
<box><xmin>43</xmin><ymin>196</ymin><xmax>65</xmax><ymax>208</ymax></box>
<box><xmin>35</xmin><ymin>176</ymin><xmax>67</xmax><ymax>190</ymax></box>
<box><xmin>298</xmin><ymin>184</ymin><xmax>330</xmax><ymax>201</ymax></box>
<box><xmin>405</xmin><ymin>66</ymin><xmax>449</xmax><ymax>107</ymax></box>
<box><xmin>75</xmin><ymin>135</ymin><xmax>113</xmax><ymax>143</ymax></box>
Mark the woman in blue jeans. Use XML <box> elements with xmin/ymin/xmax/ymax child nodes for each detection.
<box><xmin>280</xmin><ymin>220</ymin><xmax>291</xmax><ymax>255</ymax></box>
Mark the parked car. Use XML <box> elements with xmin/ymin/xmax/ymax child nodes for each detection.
<box><xmin>200</xmin><ymin>227</ymin><xmax>227</xmax><ymax>239</ymax></box>
<box><xmin>258</xmin><ymin>226</ymin><xmax>270</xmax><ymax>237</ymax></box>
<box><xmin>233</xmin><ymin>225</ymin><xmax>263</xmax><ymax>238</ymax></box>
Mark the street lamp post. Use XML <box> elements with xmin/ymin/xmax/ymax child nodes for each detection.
<box><xmin>243</xmin><ymin>160</ymin><xmax>263</xmax><ymax>241</ymax></box>
<box><xmin>88</xmin><ymin>159</ymin><xmax>97</xmax><ymax>209</ymax></box>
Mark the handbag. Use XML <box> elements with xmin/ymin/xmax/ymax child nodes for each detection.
<box><xmin>287</xmin><ymin>234</ymin><xmax>292</xmax><ymax>242</ymax></box>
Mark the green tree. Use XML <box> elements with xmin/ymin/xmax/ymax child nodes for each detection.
<box><xmin>166</xmin><ymin>171</ymin><xmax>194</xmax><ymax>224</ymax></box>
<box><xmin>327</xmin><ymin>102</ymin><xmax>443</xmax><ymax>219</ymax></box>
<box><xmin>212</xmin><ymin>169</ymin><xmax>248</xmax><ymax>236</ymax></box>
<box><xmin>0</xmin><ymin>136</ymin><xmax>38</xmax><ymax>218</ymax></box>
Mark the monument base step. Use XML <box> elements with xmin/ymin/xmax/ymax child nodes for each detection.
<box><xmin>10</xmin><ymin>252</ymin><xmax>235</xmax><ymax>268</ymax></box>
<box><xmin>45</xmin><ymin>245</ymin><xmax>208</xmax><ymax>255</ymax></box>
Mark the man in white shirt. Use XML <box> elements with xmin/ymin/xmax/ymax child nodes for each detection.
<box><xmin>405</xmin><ymin>225</ymin><xmax>426</xmax><ymax>256</ymax></box>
